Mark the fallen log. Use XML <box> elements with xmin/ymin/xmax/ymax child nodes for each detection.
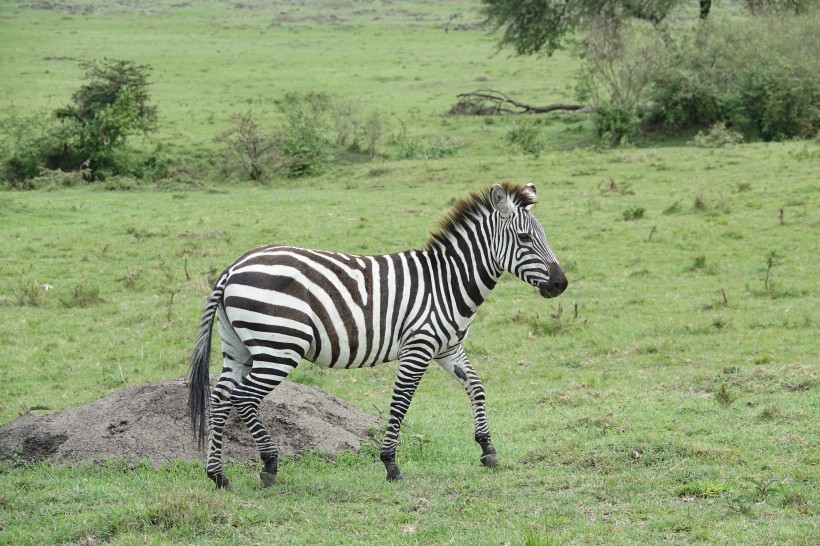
<box><xmin>448</xmin><ymin>89</ymin><xmax>592</xmax><ymax>116</ymax></box>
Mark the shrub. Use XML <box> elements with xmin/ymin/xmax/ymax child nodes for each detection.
<box><xmin>646</xmin><ymin>29</ymin><xmax>724</xmax><ymax>131</ymax></box>
<box><xmin>276</xmin><ymin>91</ymin><xmax>334</xmax><ymax>177</ymax></box>
<box><xmin>576</xmin><ymin>17</ymin><xmax>665</xmax><ymax>146</ymax></box>
<box><xmin>391</xmin><ymin>117</ymin><xmax>458</xmax><ymax>161</ymax></box>
<box><xmin>62</xmin><ymin>280</ymin><xmax>103</xmax><ymax>308</ymax></box>
<box><xmin>394</xmin><ymin>134</ymin><xmax>459</xmax><ymax>160</ymax></box>
<box><xmin>729</xmin><ymin>56</ymin><xmax>818</xmax><ymax>141</ymax></box>
<box><xmin>53</xmin><ymin>59</ymin><xmax>158</xmax><ymax>178</ymax></box>
<box><xmin>27</xmin><ymin>168</ymin><xmax>86</xmax><ymax>190</ymax></box>
<box><xmin>215</xmin><ymin>112</ymin><xmax>281</xmax><ymax>181</ymax></box>
<box><xmin>622</xmin><ymin>206</ymin><xmax>646</xmax><ymax>221</ymax></box>
<box><xmin>692</xmin><ymin>122</ymin><xmax>744</xmax><ymax>148</ymax></box>
<box><xmin>0</xmin><ymin>110</ymin><xmax>63</xmax><ymax>187</ymax></box>
<box><xmin>13</xmin><ymin>279</ymin><xmax>50</xmax><ymax>307</ymax></box>
<box><xmin>714</xmin><ymin>383</ymin><xmax>736</xmax><ymax>405</ymax></box>
<box><xmin>506</xmin><ymin>118</ymin><xmax>545</xmax><ymax>157</ymax></box>
<box><xmin>0</xmin><ymin>59</ymin><xmax>159</xmax><ymax>186</ymax></box>
<box><xmin>216</xmin><ymin>92</ymin><xmax>390</xmax><ymax>180</ymax></box>
<box><xmin>593</xmin><ymin>101</ymin><xmax>640</xmax><ymax>147</ymax></box>
<box><xmin>648</xmin><ymin>13</ymin><xmax>820</xmax><ymax>140</ymax></box>
<box><xmin>361</xmin><ymin>111</ymin><xmax>386</xmax><ymax>157</ymax></box>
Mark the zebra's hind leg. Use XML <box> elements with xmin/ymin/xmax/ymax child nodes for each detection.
<box><xmin>205</xmin><ymin>306</ymin><xmax>254</xmax><ymax>490</ymax></box>
<box><xmin>435</xmin><ymin>346</ymin><xmax>498</xmax><ymax>468</ymax></box>
<box><xmin>230</xmin><ymin>351</ymin><xmax>301</xmax><ymax>487</ymax></box>
<box><xmin>207</xmin><ymin>355</ymin><xmax>251</xmax><ymax>490</ymax></box>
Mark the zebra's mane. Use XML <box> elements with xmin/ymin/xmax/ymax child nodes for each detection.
<box><xmin>426</xmin><ymin>182</ymin><xmax>537</xmax><ymax>248</ymax></box>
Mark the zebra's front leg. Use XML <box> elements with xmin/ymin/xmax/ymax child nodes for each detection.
<box><xmin>381</xmin><ymin>356</ymin><xmax>430</xmax><ymax>481</ymax></box>
<box><xmin>435</xmin><ymin>346</ymin><xmax>498</xmax><ymax>468</ymax></box>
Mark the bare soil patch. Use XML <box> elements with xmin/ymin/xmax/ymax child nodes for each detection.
<box><xmin>0</xmin><ymin>376</ymin><xmax>381</xmax><ymax>465</ymax></box>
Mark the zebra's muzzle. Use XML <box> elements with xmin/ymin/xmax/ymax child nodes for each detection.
<box><xmin>538</xmin><ymin>265</ymin><xmax>568</xmax><ymax>298</ymax></box>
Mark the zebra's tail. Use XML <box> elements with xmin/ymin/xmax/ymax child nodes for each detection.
<box><xmin>188</xmin><ymin>269</ymin><xmax>229</xmax><ymax>451</ymax></box>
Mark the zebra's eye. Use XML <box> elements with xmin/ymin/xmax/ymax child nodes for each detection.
<box><xmin>517</xmin><ymin>232</ymin><xmax>533</xmax><ymax>244</ymax></box>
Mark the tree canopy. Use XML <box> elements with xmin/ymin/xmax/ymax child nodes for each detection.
<box><xmin>480</xmin><ymin>0</ymin><xmax>684</xmax><ymax>57</ymax></box>
<box><xmin>480</xmin><ymin>0</ymin><xmax>814</xmax><ymax>57</ymax></box>
<box><xmin>52</xmin><ymin>59</ymin><xmax>157</xmax><ymax>178</ymax></box>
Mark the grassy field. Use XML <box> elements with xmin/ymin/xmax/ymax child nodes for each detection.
<box><xmin>1</xmin><ymin>1</ymin><xmax>819</xmax><ymax>544</ymax></box>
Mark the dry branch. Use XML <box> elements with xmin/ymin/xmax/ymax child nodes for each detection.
<box><xmin>448</xmin><ymin>89</ymin><xmax>592</xmax><ymax>116</ymax></box>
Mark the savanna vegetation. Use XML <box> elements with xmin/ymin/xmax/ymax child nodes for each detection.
<box><xmin>0</xmin><ymin>1</ymin><xmax>818</xmax><ymax>544</ymax></box>
<box><xmin>483</xmin><ymin>0</ymin><xmax>820</xmax><ymax>145</ymax></box>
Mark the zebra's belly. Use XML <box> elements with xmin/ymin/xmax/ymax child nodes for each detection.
<box><xmin>305</xmin><ymin>334</ymin><xmax>402</xmax><ymax>369</ymax></box>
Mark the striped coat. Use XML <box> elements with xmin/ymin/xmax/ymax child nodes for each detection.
<box><xmin>189</xmin><ymin>183</ymin><xmax>567</xmax><ymax>488</ymax></box>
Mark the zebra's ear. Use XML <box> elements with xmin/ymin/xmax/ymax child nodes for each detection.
<box><xmin>490</xmin><ymin>184</ymin><xmax>513</xmax><ymax>218</ymax></box>
<box><xmin>524</xmin><ymin>183</ymin><xmax>537</xmax><ymax>210</ymax></box>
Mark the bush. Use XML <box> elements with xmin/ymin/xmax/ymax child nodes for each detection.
<box><xmin>279</xmin><ymin>94</ymin><xmax>333</xmax><ymax>177</ymax></box>
<box><xmin>593</xmin><ymin>101</ymin><xmax>640</xmax><ymax>147</ymax></box>
<box><xmin>392</xmin><ymin>119</ymin><xmax>459</xmax><ymax>160</ymax></box>
<box><xmin>278</xmin><ymin>91</ymin><xmax>389</xmax><ymax>176</ymax></box>
<box><xmin>215</xmin><ymin>93</ymin><xmax>389</xmax><ymax>180</ymax></box>
<box><xmin>0</xmin><ymin>59</ymin><xmax>159</xmax><ymax>186</ymax></box>
<box><xmin>53</xmin><ymin>59</ymin><xmax>157</xmax><ymax>178</ymax></box>
<box><xmin>506</xmin><ymin>118</ymin><xmax>545</xmax><ymax>157</ymax></box>
<box><xmin>691</xmin><ymin>122</ymin><xmax>744</xmax><ymax>148</ymax></box>
<box><xmin>648</xmin><ymin>13</ymin><xmax>820</xmax><ymax>141</ymax></box>
<box><xmin>215</xmin><ymin>112</ymin><xmax>281</xmax><ymax>181</ymax></box>
<box><xmin>576</xmin><ymin>17</ymin><xmax>664</xmax><ymax>146</ymax></box>
<box><xmin>0</xmin><ymin>110</ymin><xmax>63</xmax><ymax>187</ymax></box>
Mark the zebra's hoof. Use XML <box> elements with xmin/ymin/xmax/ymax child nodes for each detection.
<box><xmin>385</xmin><ymin>462</ymin><xmax>403</xmax><ymax>482</ymax></box>
<box><xmin>480</xmin><ymin>453</ymin><xmax>499</xmax><ymax>468</ymax></box>
<box><xmin>211</xmin><ymin>474</ymin><xmax>231</xmax><ymax>490</ymax></box>
<box><xmin>260</xmin><ymin>471</ymin><xmax>276</xmax><ymax>487</ymax></box>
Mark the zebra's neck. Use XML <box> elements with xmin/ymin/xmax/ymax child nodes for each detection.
<box><xmin>424</xmin><ymin>217</ymin><xmax>503</xmax><ymax>315</ymax></box>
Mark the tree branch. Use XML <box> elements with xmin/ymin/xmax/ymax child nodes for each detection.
<box><xmin>448</xmin><ymin>89</ymin><xmax>592</xmax><ymax>116</ymax></box>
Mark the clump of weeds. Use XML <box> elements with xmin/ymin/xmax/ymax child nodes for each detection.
<box><xmin>61</xmin><ymin>280</ymin><xmax>103</xmax><ymax>308</ymax></box>
<box><xmin>515</xmin><ymin>301</ymin><xmax>587</xmax><ymax>337</ymax></box>
<box><xmin>713</xmin><ymin>383</ymin><xmax>736</xmax><ymax>406</ymax></box>
<box><xmin>14</xmin><ymin>278</ymin><xmax>50</xmax><ymax>306</ymax></box>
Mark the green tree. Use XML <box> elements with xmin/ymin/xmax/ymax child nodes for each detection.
<box><xmin>53</xmin><ymin>59</ymin><xmax>157</xmax><ymax>178</ymax></box>
<box><xmin>480</xmin><ymin>0</ymin><xmax>812</xmax><ymax>56</ymax></box>
<box><xmin>480</xmin><ymin>0</ymin><xmax>684</xmax><ymax>57</ymax></box>
<box><xmin>481</xmin><ymin>0</ymin><xmax>818</xmax><ymax>144</ymax></box>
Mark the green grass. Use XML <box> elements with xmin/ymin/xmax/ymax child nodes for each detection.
<box><xmin>0</xmin><ymin>0</ymin><xmax>583</xmax><ymax>170</ymax></box>
<box><xmin>1</xmin><ymin>1</ymin><xmax>819</xmax><ymax>544</ymax></box>
<box><xmin>1</xmin><ymin>144</ymin><xmax>817</xmax><ymax>545</ymax></box>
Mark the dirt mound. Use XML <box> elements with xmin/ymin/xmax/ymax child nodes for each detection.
<box><xmin>0</xmin><ymin>377</ymin><xmax>381</xmax><ymax>465</ymax></box>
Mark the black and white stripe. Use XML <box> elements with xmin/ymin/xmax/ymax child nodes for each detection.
<box><xmin>188</xmin><ymin>182</ymin><xmax>567</xmax><ymax>488</ymax></box>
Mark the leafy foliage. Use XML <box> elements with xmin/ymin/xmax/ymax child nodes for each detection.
<box><xmin>215</xmin><ymin>93</ymin><xmax>391</xmax><ymax>180</ymax></box>
<box><xmin>215</xmin><ymin>112</ymin><xmax>280</xmax><ymax>181</ymax></box>
<box><xmin>484</xmin><ymin>1</ymin><xmax>819</xmax><ymax>144</ymax></box>
<box><xmin>0</xmin><ymin>59</ymin><xmax>158</xmax><ymax>185</ymax></box>
<box><xmin>505</xmin><ymin>118</ymin><xmax>545</xmax><ymax>157</ymax></box>
<box><xmin>52</xmin><ymin>59</ymin><xmax>157</xmax><ymax>178</ymax></box>
<box><xmin>647</xmin><ymin>13</ymin><xmax>820</xmax><ymax>140</ymax></box>
<box><xmin>481</xmin><ymin>0</ymin><xmax>684</xmax><ymax>57</ymax></box>
<box><xmin>0</xmin><ymin>110</ymin><xmax>63</xmax><ymax>186</ymax></box>
<box><xmin>691</xmin><ymin>122</ymin><xmax>744</xmax><ymax>148</ymax></box>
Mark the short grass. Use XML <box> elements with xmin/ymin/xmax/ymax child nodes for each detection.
<box><xmin>1</xmin><ymin>1</ymin><xmax>819</xmax><ymax>544</ymax></box>
<box><xmin>1</xmin><ymin>143</ymin><xmax>818</xmax><ymax>544</ymax></box>
<box><xmin>0</xmin><ymin>0</ymin><xmax>582</xmax><ymax>170</ymax></box>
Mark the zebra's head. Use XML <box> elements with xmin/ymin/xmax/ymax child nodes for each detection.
<box><xmin>489</xmin><ymin>183</ymin><xmax>568</xmax><ymax>299</ymax></box>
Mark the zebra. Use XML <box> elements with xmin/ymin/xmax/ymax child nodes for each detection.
<box><xmin>188</xmin><ymin>182</ymin><xmax>567</xmax><ymax>488</ymax></box>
